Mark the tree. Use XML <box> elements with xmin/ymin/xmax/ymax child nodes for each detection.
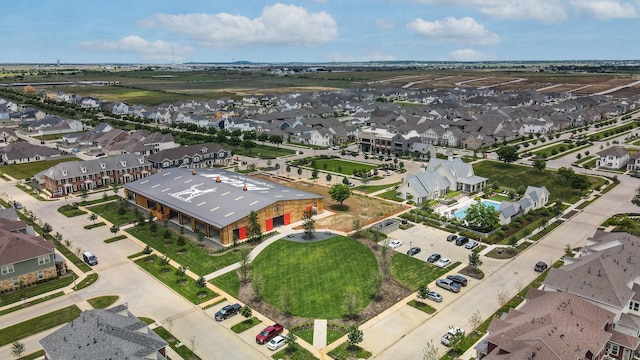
<box><xmin>284</xmin><ymin>332</ymin><xmax>298</xmax><ymax>354</ymax></box>
<box><xmin>422</xmin><ymin>340</ymin><xmax>439</xmax><ymax>360</ymax></box>
<box><xmin>42</xmin><ymin>222</ymin><xmax>53</xmax><ymax>233</ymax></box>
<box><xmin>111</xmin><ymin>182</ymin><xmax>119</xmax><ymax>195</ymax></box>
<box><xmin>11</xmin><ymin>340</ymin><xmax>25</xmax><ymax>359</ymax></box>
<box><xmin>238</xmin><ymin>247</ymin><xmax>252</xmax><ymax>282</ymax></box>
<box><xmin>342</xmin><ymin>176</ymin><xmax>350</xmax><ymax>185</ymax></box>
<box><xmin>325</xmin><ymin>173</ymin><xmax>332</xmax><ymax>184</ymax></box>
<box><xmin>496</xmin><ymin>145</ymin><xmax>518</xmax><ymax>164</ymax></box>
<box><xmin>110</xmin><ymin>224</ymin><xmax>119</xmax><ymax>235</ymax></box>
<box><xmin>301</xmin><ymin>208</ymin><xmax>315</xmax><ymax>240</ymax></box>
<box><xmin>241</xmin><ymin>139</ymin><xmax>256</xmax><ymax>153</ymax></box>
<box><xmin>149</xmin><ymin>221</ymin><xmax>158</xmax><ymax>237</ymax></box>
<box><xmin>465</xmin><ymin>201</ymin><xmax>499</xmax><ymax>232</ymax></box>
<box><xmin>468</xmin><ymin>251</ymin><xmax>483</xmax><ymax>269</ymax></box>
<box><xmin>240</xmin><ymin>306</ymin><xmax>252</xmax><ymax>323</ymax></box>
<box><xmin>251</xmin><ymin>272</ymin><xmax>265</xmax><ymax>301</ymax></box>
<box><xmin>343</xmin><ymin>288</ymin><xmax>360</xmax><ymax>319</ymax></box>
<box><xmin>570</xmin><ymin>174</ymin><xmax>590</xmax><ymax>190</ymax></box>
<box><xmin>296</xmin><ymin>167</ymin><xmax>302</xmax><ymax>178</ymax></box>
<box><xmin>497</xmin><ymin>290</ymin><xmax>510</xmax><ymax>308</ymax></box>
<box><xmin>197</xmin><ymin>231</ymin><xmax>205</xmax><ymax>243</ymax></box>
<box><xmin>468</xmin><ymin>309</ymin><xmax>482</xmax><ymax>335</ymax></box>
<box><xmin>280</xmin><ymin>287</ymin><xmax>293</xmax><ymax>315</ymax></box>
<box><xmin>533</xmin><ymin>159</ymin><xmax>546</xmax><ymax>172</ymax></box>
<box><xmin>286</xmin><ymin>165</ymin><xmax>291</xmax><ymax>175</ymax></box>
<box><xmin>80</xmin><ymin>187</ymin><xmax>89</xmax><ymax>201</ymax></box>
<box><xmin>328</xmin><ymin>183</ymin><xmax>351</xmax><ymax>206</ymax></box>
<box><xmin>347</xmin><ymin>324</ymin><xmax>364</xmax><ymax>350</ymax></box>
<box><xmin>370</xmin><ymin>272</ymin><xmax>383</xmax><ymax>301</ymax></box>
<box><xmin>416</xmin><ymin>285</ymin><xmax>430</xmax><ymax>304</ymax></box>
<box><xmin>557</xmin><ymin>167</ymin><xmax>575</xmax><ymax>181</ymax></box>
<box><xmin>269</xmin><ymin>134</ymin><xmax>283</xmax><ymax>147</ymax></box>
<box><xmin>247</xmin><ymin>210</ymin><xmax>262</xmax><ymax>242</ymax></box>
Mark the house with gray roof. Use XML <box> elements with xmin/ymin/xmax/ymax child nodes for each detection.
<box><xmin>35</xmin><ymin>153</ymin><xmax>153</xmax><ymax>197</ymax></box>
<box><xmin>124</xmin><ymin>168</ymin><xmax>323</xmax><ymax>246</ymax></box>
<box><xmin>597</xmin><ymin>146</ymin><xmax>630</xmax><ymax>170</ymax></box>
<box><xmin>40</xmin><ymin>304</ymin><xmax>167</xmax><ymax>360</ymax></box>
<box><xmin>146</xmin><ymin>142</ymin><xmax>231</xmax><ymax>169</ymax></box>
<box><xmin>0</xmin><ymin>224</ymin><xmax>57</xmax><ymax>292</ymax></box>
<box><xmin>542</xmin><ymin>230</ymin><xmax>640</xmax><ymax>359</ymax></box>
<box><xmin>1</xmin><ymin>142</ymin><xmax>62</xmax><ymax>164</ymax></box>
<box><xmin>0</xmin><ymin>127</ymin><xmax>17</xmax><ymax>143</ymax></box>
<box><xmin>497</xmin><ymin>186</ymin><xmax>550</xmax><ymax>225</ymax></box>
<box><xmin>397</xmin><ymin>157</ymin><xmax>487</xmax><ymax>203</ymax></box>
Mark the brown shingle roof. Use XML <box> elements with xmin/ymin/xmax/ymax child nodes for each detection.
<box><xmin>0</xmin><ymin>228</ymin><xmax>55</xmax><ymax>265</ymax></box>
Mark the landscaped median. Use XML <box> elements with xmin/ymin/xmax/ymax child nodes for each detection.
<box><xmin>135</xmin><ymin>254</ymin><xmax>218</xmax><ymax>304</ymax></box>
<box><xmin>153</xmin><ymin>326</ymin><xmax>202</xmax><ymax>360</ymax></box>
<box><xmin>0</xmin><ymin>305</ymin><xmax>82</xmax><ymax>346</ymax></box>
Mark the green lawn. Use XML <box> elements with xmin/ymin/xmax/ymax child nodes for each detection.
<box><xmin>0</xmin><ymin>292</ymin><xmax>65</xmax><ymax>316</ymax></box>
<box><xmin>328</xmin><ymin>343</ymin><xmax>372</xmax><ymax>360</ymax></box>
<box><xmin>354</xmin><ymin>182</ymin><xmax>401</xmax><ymax>194</ymax></box>
<box><xmin>0</xmin><ymin>276</ymin><xmax>74</xmax><ymax>306</ymax></box>
<box><xmin>87</xmin><ymin>295</ymin><xmax>119</xmax><ymax>309</ymax></box>
<box><xmin>84</xmin><ymin>222</ymin><xmax>106</xmax><ymax>229</ymax></box>
<box><xmin>210</xmin><ymin>270</ymin><xmax>240</xmax><ymax>298</ymax></box>
<box><xmin>0</xmin><ymin>157</ymin><xmax>78</xmax><ymax>179</ymax></box>
<box><xmin>57</xmin><ymin>204</ymin><xmax>88</xmax><ymax>217</ymax></box>
<box><xmin>88</xmin><ymin>201</ymin><xmax>142</xmax><ymax>226</ymax></box>
<box><xmin>272</xmin><ymin>344</ymin><xmax>318</xmax><ymax>360</ymax></box>
<box><xmin>135</xmin><ymin>255</ymin><xmax>218</xmax><ymax>304</ymax></box>
<box><xmin>473</xmin><ymin>160</ymin><xmax>606</xmax><ymax>204</ymax></box>
<box><xmin>231</xmin><ymin>317</ymin><xmax>262</xmax><ymax>333</ymax></box>
<box><xmin>127</xmin><ymin>225</ymin><xmax>242</xmax><ymax>276</ymax></box>
<box><xmin>0</xmin><ymin>305</ymin><xmax>82</xmax><ymax>346</ymax></box>
<box><xmin>73</xmin><ymin>273</ymin><xmax>98</xmax><ymax>291</ymax></box>
<box><xmin>376</xmin><ymin>189</ymin><xmax>403</xmax><ymax>202</ymax></box>
<box><xmin>251</xmin><ymin>236</ymin><xmax>379</xmax><ymax>319</ymax></box>
<box><xmin>531</xmin><ymin>142</ymin><xmax>576</xmax><ymax>158</ymax></box>
<box><xmin>314</xmin><ymin>159</ymin><xmax>376</xmax><ymax>176</ymax></box>
<box><xmin>153</xmin><ymin>326</ymin><xmax>202</xmax><ymax>360</ymax></box>
<box><xmin>390</xmin><ymin>254</ymin><xmax>454</xmax><ymax>291</ymax></box>
<box><xmin>230</xmin><ymin>144</ymin><xmax>295</xmax><ymax>159</ymax></box>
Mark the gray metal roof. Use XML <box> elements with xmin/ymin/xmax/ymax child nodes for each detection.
<box><xmin>125</xmin><ymin>168</ymin><xmax>322</xmax><ymax>229</ymax></box>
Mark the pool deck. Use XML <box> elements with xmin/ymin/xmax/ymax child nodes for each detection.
<box><xmin>436</xmin><ymin>196</ymin><xmax>502</xmax><ymax>219</ymax></box>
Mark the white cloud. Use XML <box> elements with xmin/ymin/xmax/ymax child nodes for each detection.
<box><xmin>569</xmin><ymin>0</ymin><xmax>639</xmax><ymax>19</ymax></box>
<box><xmin>139</xmin><ymin>3</ymin><xmax>338</xmax><ymax>48</ymax></box>
<box><xmin>407</xmin><ymin>17</ymin><xmax>500</xmax><ymax>46</ymax></box>
<box><xmin>375</xmin><ymin>19</ymin><xmax>396</xmax><ymax>29</ymax></box>
<box><xmin>414</xmin><ymin>0</ymin><xmax>568</xmax><ymax>22</ymax></box>
<box><xmin>80</xmin><ymin>36</ymin><xmax>194</xmax><ymax>62</ymax></box>
<box><xmin>449</xmin><ymin>48</ymin><xmax>491</xmax><ymax>61</ymax></box>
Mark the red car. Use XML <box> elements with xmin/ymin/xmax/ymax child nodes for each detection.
<box><xmin>256</xmin><ymin>324</ymin><xmax>284</xmax><ymax>344</ymax></box>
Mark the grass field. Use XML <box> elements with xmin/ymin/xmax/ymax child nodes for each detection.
<box><xmin>87</xmin><ymin>295</ymin><xmax>119</xmax><ymax>309</ymax></box>
<box><xmin>210</xmin><ymin>270</ymin><xmax>240</xmax><ymax>298</ymax></box>
<box><xmin>127</xmin><ymin>224</ymin><xmax>242</xmax><ymax>276</ymax></box>
<box><xmin>251</xmin><ymin>236</ymin><xmax>378</xmax><ymax>319</ymax></box>
<box><xmin>473</xmin><ymin>160</ymin><xmax>606</xmax><ymax>204</ymax></box>
<box><xmin>135</xmin><ymin>255</ymin><xmax>218</xmax><ymax>304</ymax></box>
<box><xmin>57</xmin><ymin>204</ymin><xmax>88</xmax><ymax>217</ymax></box>
<box><xmin>314</xmin><ymin>159</ymin><xmax>377</xmax><ymax>176</ymax></box>
<box><xmin>0</xmin><ymin>305</ymin><xmax>82</xmax><ymax>346</ymax></box>
<box><xmin>229</xmin><ymin>143</ymin><xmax>295</xmax><ymax>159</ymax></box>
<box><xmin>88</xmin><ymin>201</ymin><xmax>142</xmax><ymax>226</ymax></box>
<box><xmin>353</xmin><ymin>182</ymin><xmax>401</xmax><ymax>194</ymax></box>
<box><xmin>0</xmin><ymin>276</ymin><xmax>74</xmax><ymax>306</ymax></box>
<box><xmin>390</xmin><ymin>254</ymin><xmax>455</xmax><ymax>291</ymax></box>
<box><xmin>0</xmin><ymin>157</ymin><xmax>78</xmax><ymax>179</ymax></box>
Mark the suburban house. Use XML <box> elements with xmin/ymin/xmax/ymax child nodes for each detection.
<box><xmin>626</xmin><ymin>152</ymin><xmax>640</xmax><ymax>172</ymax></box>
<box><xmin>39</xmin><ymin>304</ymin><xmax>168</xmax><ymax>360</ymax></box>
<box><xmin>397</xmin><ymin>157</ymin><xmax>487</xmax><ymax>202</ymax></box>
<box><xmin>597</xmin><ymin>146</ymin><xmax>630</xmax><ymax>170</ymax></box>
<box><xmin>542</xmin><ymin>230</ymin><xmax>640</xmax><ymax>360</ymax></box>
<box><xmin>0</xmin><ymin>127</ymin><xmax>18</xmax><ymax>143</ymax></box>
<box><xmin>476</xmin><ymin>288</ymin><xmax>620</xmax><ymax>360</ymax></box>
<box><xmin>0</xmin><ymin>142</ymin><xmax>62</xmax><ymax>164</ymax></box>
<box><xmin>497</xmin><ymin>186</ymin><xmax>550</xmax><ymax>225</ymax></box>
<box><xmin>103</xmin><ymin>130</ymin><xmax>177</xmax><ymax>156</ymax></box>
<box><xmin>0</xmin><ymin>225</ymin><xmax>57</xmax><ymax>292</ymax></box>
<box><xmin>34</xmin><ymin>154</ymin><xmax>153</xmax><ymax>197</ymax></box>
<box><xmin>146</xmin><ymin>142</ymin><xmax>232</xmax><ymax>169</ymax></box>
<box><xmin>37</xmin><ymin>119</ymin><xmax>83</xmax><ymax>136</ymax></box>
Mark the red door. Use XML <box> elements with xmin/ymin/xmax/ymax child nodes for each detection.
<box><xmin>265</xmin><ymin>218</ymin><xmax>273</xmax><ymax>231</ymax></box>
<box><xmin>239</xmin><ymin>227</ymin><xmax>247</xmax><ymax>240</ymax></box>
<box><xmin>283</xmin><ymin>213</ymin><xmax>290</xmax><ymax>225</ymax></box>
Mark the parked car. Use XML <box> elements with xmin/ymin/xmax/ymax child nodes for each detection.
<box><xmin>427</xmin><ymin>291</ymin><xmax>443</xmax><ymax>303</ymax></box>
<box><xmin>446</xmin><ymin>234</ymin><xmax>458</xmax><ymax>242</ymax></box>
<box><xmin>388</xmin><ymin>240</ymin><xmax>402</xmax><ymax>249</ymax></box>
<box><xmin>13</xmin><ymin>201</ymin><xmax>23</xmax><ymax>209</ymax></box>
<box><xmin>214</xmin><ymin>303</ymin><xmax>241</xmax><ymax>321</ymax></box>
<box><xmin>441</xmin><ymin>327</ymin><xmax>465</xmax><ymax>346</ymax></box>
<box><xmin>406</xmin><ymin>247</ymin><xmax>421</xmax><ymax>256</ymax></box>
<box><xmin>267</xmin><ymin>335</ymin><xmax>287</xmax><ymax>351</ymax></box>
<box><xmin>446</xmin><ymin>274</ymin><xmax>468</xmax><ymax>287</ymax></box>
<box><xmin>82</xmin><ymin>251</ymin><xmax>98</xmax><ymax>266</ymax></box>
<box><xmin>534</xmin><ymin>261</ymin><xmax>548</xmax><ymax>272</ymax></box>
<box><xmin>434</xmin><ymin>258</ymin><xmax>452</xmax><ymax>268</ymax></box>
<box><xmin>436</xmin><ymin>278</ymin><xmax>461</xmax><ymax>293</ymax></box>
<box><xmin>464</xmin><ymin>240</ymin><xmax>479</xmax><ymax>250</ymax></box>
<box><xmin>95</xmin><ymin>152</ymin><xmax>106</xmax><ymax>157</ymax></box>
<box><xmin>427</xmin><ymin>253</ymin><xmax>441</xmax><ymax>263</ymax></box>
<box><xmin>256</xmin><ymin>324</ymin><xmax>284</xmax><ymax>344</ymax></box>
<box><xmin>455</xmin><ymin>236</ymin><xmax>469</xmax><ymax>246</ymax></box>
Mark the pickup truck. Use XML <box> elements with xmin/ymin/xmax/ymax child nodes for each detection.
<box><xmin>256</xmin><ymin>324</ymin><xmax>284</xmax><ymax>344</ymax></box>
<box><xmin>441</xmin><ymin>327</ymin><xmax>464</xmax><ymax>346</ymax></box>
<box><xmin>214</xmin><ymin>303</ymin><xmax>241</xmax><ymax>321</ymax></box>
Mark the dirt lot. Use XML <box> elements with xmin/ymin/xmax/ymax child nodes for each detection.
<box><xmin>252</xmin><ymin>175</ymin><xmax>409</xmax><ymax>232</ymax></box>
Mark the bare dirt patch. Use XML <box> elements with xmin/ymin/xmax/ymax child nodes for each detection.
<box><xmin>252</xmin><ymin>175</ymin><xmax>409</xmax><ymax>232</ymax></box>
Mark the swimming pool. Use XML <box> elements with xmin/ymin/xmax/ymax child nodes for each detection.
<box><xmin>452</xmin><ymin>200</ymin><xmax>501</xmax><ymax>219</ymax></box>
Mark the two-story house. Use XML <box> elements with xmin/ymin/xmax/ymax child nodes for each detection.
<box><xmin>0</xmin><ymin>226</ymin><xmax>56</xmax><ymax>292</ymax></box>
<box><xmin>597</xmin><ymin>146</ymin><xmax>630</xmax><ymax>170</ymax></box>
<box><xmin>0</xmin><ymin>142</ymin><xmax>62</xmax><ymax>164</ymax></box>
<box><xmin>146</xmin><ymin>142</ymin><xmax>232</xmax><ymax>169</ymax></box>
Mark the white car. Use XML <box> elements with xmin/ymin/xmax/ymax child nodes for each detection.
<box><xmin>388</xmin><ymin>240</ymin><xmax>402</xmax><ymax>249</ymax></box>
<box><xmin>435</xmin><ymin>258</ymin><xmax>452</xmax><ymax>268</ymax></box>
<box><xmin>465</xmin><ymin>240</ymin><xmax>479</xmax><ymax>250</ymax></box>
<box><xmin>267</xmin><ymin>335</ymin><xmax>286</xmax><ymax>351</ymax></box>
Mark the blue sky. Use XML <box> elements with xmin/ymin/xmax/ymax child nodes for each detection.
<box><xmin>2</xmin><ymin>0</ymin><xmax>639</xmax><ymax>63</ymax></box>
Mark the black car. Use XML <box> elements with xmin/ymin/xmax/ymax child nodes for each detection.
<box><xmin>455</xmin><ymin>236</ymin><xmax>469</xmax><ymax>246</ymax></box>
<box><xmin>534</xmin><ymin>261</ymin><xmax>548</xmax><ymax>272</ymax></box>
<box><xmin>427</xmin><ymin>253</ymin><xmax>441</xmax><ymax>263</ymax></box>
<box><xmin>406</xmin><ymin>247</ymin><xmax>421</xmax><ymax>256</ymax></box>
<box><xmin>215</xmin><ymin>303</ymin><xmax>242</xmax><ymax>321</ymax></box>
<box><xmin>446</xmin><ymin>234</ymin><xmax>458</xmax><ymax>242</ymax></box>
<box><xmin>446</xmin><ymin>274</ymin><xmax>468</xmax><ymax>287</ymax></box>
